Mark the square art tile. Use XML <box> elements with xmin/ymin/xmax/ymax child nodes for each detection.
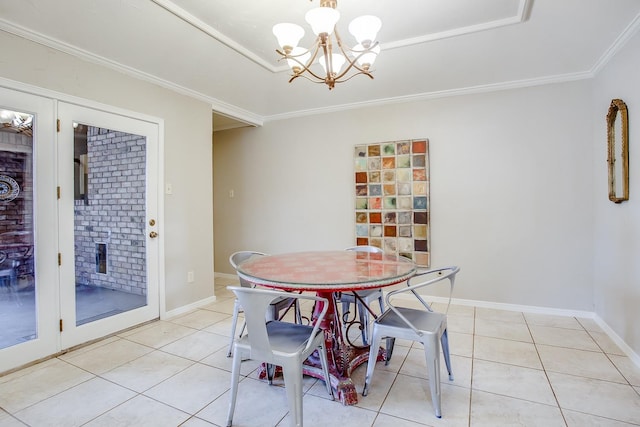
<box><xmin>354</xmin><ymin>139</ymin><xmax>430</xmax><ymax>266</ymax></box>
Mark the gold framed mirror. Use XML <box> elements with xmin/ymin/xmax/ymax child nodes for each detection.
<box><xmin>607</xmin><ymin>99</ymin><xmax>629</xmax><ymax>203</ymax></box>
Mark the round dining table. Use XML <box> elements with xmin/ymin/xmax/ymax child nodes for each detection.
<box><xmin>235</xmin><ymin>250</ymin><xmax>417</xmax><ymax>405</ymax></box>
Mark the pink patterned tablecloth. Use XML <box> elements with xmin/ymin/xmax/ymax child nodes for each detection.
<box><xmin>236</xmin><ymin>250</ymin><xmax>416</xmax><ymax>292</ymax></box>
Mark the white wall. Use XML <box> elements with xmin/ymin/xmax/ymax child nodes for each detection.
<box><xmin>213</xmin><ymin>80</ymin><xmax>595</xmax><ymax>312</ymax></box>
<box><xmin>592</xmin><ymin>30</ymin><xmax>640</xmax><ymax>356</ymax></box>
<box><xmin>0</xmin><ymin>30</ymin><xmax>214</xmax><ymax>312</ymax></box>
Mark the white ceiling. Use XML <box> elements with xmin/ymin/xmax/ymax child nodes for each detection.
<box><xmin>1</xmin><ymin>0</ymin><xmax>640</xmax><ymax>130</ymax></box>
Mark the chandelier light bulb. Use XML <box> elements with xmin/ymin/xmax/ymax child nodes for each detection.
<box><xmin>348</xmin><ymin>15</ymin><xmax>382</xmax><ymax>47</ymax></box>
<box><xmin>273</xmin><ymin>23</ymin><xmax>305</xmax><ymax>53</ymax></box>
<box><xmin>0</xmin><ymin>110</ymin><xmax>13</xmax><ymax>123</ymax></box>
<box><xmin>305</xmin><ymin>6</ymin><xmax>340</xmax><ymax>35</ymax></box>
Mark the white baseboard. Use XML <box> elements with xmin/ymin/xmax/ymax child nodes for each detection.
<box><xmin>592</xmin><ymin>314</ymin><xmax>640</xmax><ymax>368</ymax></box>
<box><xmin>210</xmin><ymin>271</ymin><xmax>640</xmax><ymax>367</ymax></box>
<box><xmin>160</xmin><ymin>272</ymin><xmax>238</xmax><ymax>320</ymax></box>
<box><xmin>162</xmin><ymin>295</ymin><xmax>217</xmax><ymax>320</ymax></box>
<box><xmin>215</xmin><ymin>272</ymin><xmax>238</xmax><ymax>281</ymax></box>
<box><xmin>427</xmin><ymin>294</ymin><xmax>595</xmax><ymax>318</ymax></box>
<box><xmin>392</xmin><ymin>293</ymin><xmax>639</xmax><ymax>367</ymax></box>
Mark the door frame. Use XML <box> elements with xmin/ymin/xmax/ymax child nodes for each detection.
<box><xmin>0</xmin><ymin>77</ymin><xmax>165</xmax><ymax>372</ymax></box>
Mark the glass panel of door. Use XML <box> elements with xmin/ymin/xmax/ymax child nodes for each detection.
<box><xmin>72</xmin><ymin>122</ymin><xmax>148</xmax><ymax>326</ymax></box>
<box><xmin>0</xmin><ymin>109</ymin><xmax>36</xmax><ymax>350</ymax></box>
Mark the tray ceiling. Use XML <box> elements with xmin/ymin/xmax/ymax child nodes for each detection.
<box><xmin>0</xmin><ymin>0</ymin><xmax>639</xmax><ymax>129</ymax></box>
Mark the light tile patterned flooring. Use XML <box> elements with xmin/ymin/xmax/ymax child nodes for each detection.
<box><xmin>1</xmin><ymin>275</ymin><xmax>640</xmax><ymax>426</ymax></box>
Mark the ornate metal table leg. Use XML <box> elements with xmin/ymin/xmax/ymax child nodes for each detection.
<box><xmin>302</xmin><ymin>291</ymin><xmax>382</xmax><ymax>405</ymax></box>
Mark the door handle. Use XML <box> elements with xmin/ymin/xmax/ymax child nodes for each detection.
<box><xmin>149</xmin><ymin>231</ymin><xmax>158</xmax><ymax>238</ymax></box>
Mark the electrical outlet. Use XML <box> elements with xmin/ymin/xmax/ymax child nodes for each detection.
<box><xmin>187</xmin><ymin>271</ymin><xmax>194</xmax><ymax>283</ymax></box>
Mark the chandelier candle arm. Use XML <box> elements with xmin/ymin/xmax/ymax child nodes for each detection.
<box><xmin>272</xmin><ymin>0</ymin><xmax>381</xmax><ymax>90</ymax></box>
<box><xmin>352</xmin><ymin>43</ymin><xmax>381</xmax><ymax>70</ymax></box>
<box><xmin>326</xmin><ymin>28</ymin><xmax>376</xmax><ymax>83</ymax></box>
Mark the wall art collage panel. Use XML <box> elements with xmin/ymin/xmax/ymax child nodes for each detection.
<box><xmin>354</xmin><ymin>139</ymin><xmax>430</xmax><ymax>266</ymax></box>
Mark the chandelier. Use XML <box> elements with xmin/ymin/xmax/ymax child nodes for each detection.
<box><xmin>0</xmin><ymin>110</ymin><xmax>33</xmax><ymax>136</ymax></box>
<box><xmin>272</xmin><ymin>0</ymin><xmax>381</xmax><ymax>90</ymax></box>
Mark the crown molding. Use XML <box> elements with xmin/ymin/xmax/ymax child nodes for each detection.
<box><xmin>264</xmin><ymin>70</ymin><xmax>594</xmax><ymax>123</ymax></box>
<box><xmin>0</xmin><ymin>18</ymin><xmax>263</xmax><ymax>128</ymax></box>
<box><xmin>151</xmin><ymin>0</ymin><xmax>277</xmax><ymax>73</ymax></box>
<box><xmin>590</xmin><ymin>12</ymin><xmax>640</xmax><ymax>75</ymax></box>
<box><xmin>382</xmin><ymin>0</ymin><xmax>531</xmax><ymax>50</ymax></box>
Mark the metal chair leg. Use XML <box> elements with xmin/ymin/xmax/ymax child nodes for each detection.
<box><xmin>423</xmin><ymin>336</ymin><xmax>442</xmax><ymax>418</ymax></box>
<box><xmin>226</xmin><ymin>345</ymin><xmax>243</xmax><ymax>427</ymax></box>
<box><xmin>362</xmin><ymin>326</ymin><xmax>383</xmax><ymax>396</ymax></box>
<box><xmin>441</xmin><ymin>328</ymin><xmax>453</xmax><ymax>381</ymax></box>
<box><xmin>227</xmin><ymin>299</ymin><xmax>241</xmax><ymax>357</ymax></box>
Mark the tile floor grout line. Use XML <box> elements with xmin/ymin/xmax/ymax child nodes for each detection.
<box><xmin>39</xmin><ymin>356</ymin><xmax>97</xmax><ymax>390</ymax></box>
<box><xmin>467</xmin><ymin>305</ymin><xmax>476</xmax><ymax>427</ymax></box>
<box><xmin>8</xmin><ymin>372</ymin><xmax>98</xmax><ymax>423</ymax></box>
<box><xmin>586</xmin><ymin>327</ymin><xmax>638</xmax><ymax>389</ymax></box>
<box><xmin>525</xmin><ymin>314</ymin><xmax>569</xmax><ymax>427</ymax></box>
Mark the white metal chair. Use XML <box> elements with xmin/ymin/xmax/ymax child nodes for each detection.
<box><xmin>227</xmin><ymin>251</ymin><xmax>301</xmax><ymax>357</ymax></box>
<box><xmin>340</xmin><ymin>245</ymin><xmax>385</xmax><ymax>344</ymax></box>
<box><xmin>226</xmin><ymin>286</ymin><xmax>333</xmax><ymax>427</ymax></box>
<box><xmin>362</xmin><ymin>266</ymin><xmax>460</xmax><ymax>419</ymax></box>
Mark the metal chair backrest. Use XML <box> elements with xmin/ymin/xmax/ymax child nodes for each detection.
<box><xmin>228</xmin><ymin>286</ymin><xmax>328</xmax><ymax>361</ymax></box>
<box><xmin>385</xmin><ymin>266</ymin><xmax>460</xmax><ymax>336</ymax></box>
<box><xmin>229</xmin><ymin>251</ymin><xmax>267</xmax><ymax>288</ymax></box>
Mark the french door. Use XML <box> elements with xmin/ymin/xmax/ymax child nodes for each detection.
<box><xmin>0</xmin><ymin>87</ymin><xmax>161</xmax><ymax>372</ymax></box>
<box><xmin>0</xmin><ymin>87</ymin><xmax>58</xmax><ymax>372</ymax></box>
<box><xmin>57</xmin><ymin>102</ymin><xmax>160</xmax><ymax>349</ymax></box>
